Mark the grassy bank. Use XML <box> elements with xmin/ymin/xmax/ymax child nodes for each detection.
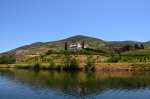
<box><xmin>1</xmin><ymin>63</ymin><xmax>150</xmax><ymax>71</ymax></box>
<box><xmin>95</xmin><ymin>63</ymin><xmax>150</xmax><ymax>71</ymax></box>
<box><xmin>1</xmin><ymin>49</ymin><xmax>150</xmax><ymax>71</ymax></box>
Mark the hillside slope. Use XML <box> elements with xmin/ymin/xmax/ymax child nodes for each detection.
<box><xmin>1</xmin><ymin>35</ymin><xmax>107</xmax><ymax>55</ymax></box>
<box><xmin>1</xmin><ymin>35</ymin><xmax>150</xmax><ymax>56</ymax></box>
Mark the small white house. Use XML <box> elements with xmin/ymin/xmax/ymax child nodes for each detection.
<box><xmin>69</xmin><ymin>43</ymin><xmax>81</xmax><ymax>50</ymax></box>
<box><xmin>69</xmin><ymin>43</ymin><xmax>91</xmax><ymax>50</ymax></box>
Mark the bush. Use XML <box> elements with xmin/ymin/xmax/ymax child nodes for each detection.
<box><xmin>61</xmin><ymin>55</ymin><xmax>71</xmax><ymax>68</ymax></box>
<box><xmin>46</xmin><ymin>49</ymin><xmax>54</xmax><ymax>55</ymax></box>
<box><xmin>106</xmin><ymin>55</ymin><xmax>120</xmax><ymax>63</ymax></box>
<box><xmin>69</xmin><ymin>58</ymin><xmax>80</xmax><ymax>69</ymax></box>
<box><xmin>0</xmin><ymin>55</ymin><xmax>16</xmax><ymax>64</ymax></box>
<box><xmin>49</xmin><ymin>60</ymin><xmax>56</xmax><ymax>69</ymax></box>
<box><xmin>56</xmin><ymin>64</ymin><xmax>64</xmax><ymax>70</ymax></box>
<box><xmin>33</xmin><ymin>62</ymin><xmax>41</xmax><ymax>69</ymax></box>
<box><xmin>86</xmin><ymin>57</ymin><xmax>96</xmax><ymax>69</ymax></box>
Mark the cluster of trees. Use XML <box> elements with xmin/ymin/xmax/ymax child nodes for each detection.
<box><xmin>0</xmin><ymin>55</ymin><xmax>16</xmax><ymax>64</ymax></box>
<box><xmin>134</xmin><ymin>44</ymin><xmax>144</xmax><ymax>50</ymax></box>
<box><xmin>107</xmin><ymin>54</ymin><xmax>150</xmax><ymax>63</ymax></box>
<box><xmin>115</xmin><ymin>44</ymin><xmax>145</xmax><ymax>54</ymax></box>
<box><xmin>46</xmin><ymin>49</ymin><xmax>108</xmax><ymax>57</ymax></box>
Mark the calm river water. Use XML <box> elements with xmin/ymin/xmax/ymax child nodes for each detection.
<box><xmin>0</xmin><ymin>68</ymin><xmax>150</xmax><ymax>99</ymax></box>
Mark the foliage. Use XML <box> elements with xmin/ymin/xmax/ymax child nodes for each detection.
<box><xmin>86</xmin><ymin>57</ymin><xmax>96</xmax><ymax>69</ymax></box>
<box><xmin>0</xmin><ymin>55</ymin><xmax>16</xmax><ymax>64</ymax></box>
<box><xmin>61</xmin><ymin>55</ymin><xmax>71</xmax><ymax>68</ymax></box>
<box><xmin>82</xmin><ymin>40</ymin><xmax>84</xmax><ymax>49</ymax></box>
<box><xmin>33</xmin><ymin>62</ymin><xmax>41</xmax><ymax>69</ymax></box>
<box><xmin>134</xmin><ymin>44</ymin><xmax>139</xmax><ymax>50</ymax></box>
<box><xmin>56</xmin><ymin>49</ymin><xmax>108</xmax><ymax>56</ymax></box>
<box><xmin>49</xmin><ymin>59</ymin><xmax>56</xmax><ymax>69</ymax></box>
<box><xmin>69</xmin><ymin>58</ymin><xmax>80</xmax><ymax>69</ymax></box>
<box><xmin>65</xmin><ymin>41</ymin><xmax>68</xmax><ymax>50</ymax></box>
<box><xmin>46</xmin><ymin>49</ymin><xmax>54</xmax><ymax>55</ymax></box>
<box><xmin>106</xmin><ymin>49</ymin><xmax>150</xmax><ymax>63</ymax></box>
<box><xmin>121</xmin><ymin>50</ymin><xmax>150</xmax><ymax>56</ymax></box>
<box><xmin>106</xmin><ymin>55</ymin><xmax>120</xmax><ymax>63</ymax></box>
<box><xmin>141</xmin><ymin>44</ymin><xmax>144</xmax><ymax>49</ymax></box>
<box><xmin>121</xmin><ymin>45</ymin><xmax>133</xmax><ymax>52</ymax></box>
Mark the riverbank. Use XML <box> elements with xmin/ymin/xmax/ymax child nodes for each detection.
<box><xmin>1</xmin><ymin>63</ymin><xmax>150</xmax><ymax>71</ymax></box>
<box><xmin>95</xmin><ymin>63</ymin><xmax>150</xmax><ymax>71</ymax></box>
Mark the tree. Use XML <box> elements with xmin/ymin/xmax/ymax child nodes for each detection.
<box><xmin>46</xmin><ymin>49</ymin><xmax>54</xmax><ymax>55</ymax></box>
<box><xmin>69</xmin><ymin>58</ymin><xmax>80</xmax><ymax>69</ymax></box>
<box><xmin>82</xmin><ymin>40</ymin><xmax>84</xmax><ymax>49</ymax></box>
<box><xmin>49</xmin><ymin>59</ymin><xmax>56</xmax><ymax>69</ymax></box>
<box><xmin>120</xmin><ymin>45</ymin><xmax>133</xmax><ymax>52</ymax></box>
<box><xmin>61</xmin><ymin>55</ymin><xmax>71</xmax><ymax>68</ymax></box>
<box><xmin>86</xmin><ymin>57</ymin><xmax>96</xmax><ymax>69</ymax></box>
<box><xmin>141</xmin><ymin>44</ymin><xmax>144</xmax><ymax>49</ymax></box>
<box><xmin>134</xmin><ymin>44</ymin><xmax>139</xmax><ymax>50</ymax></box>
<box><xmin>65</xmin><ymin>41</ymin><xmax>68</xmax><ymax>51</ymax></box>
<box><xmin>0</xmin><ymin>55</ymin><xmax>16</xmax><ymax>64</ymax></box>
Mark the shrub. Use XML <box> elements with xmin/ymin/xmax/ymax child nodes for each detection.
<box><xmin>106</xmin><ymin>55</ymin><xmax>120</xmax><ymax>63</ymax></box>
<box><xmin>69</xmin><ymin>58</ymin><xmax>80</xmax><ymax>69</ymax></box>
<box><xmin>49</xmin><ymin>60</ymin><xmax>56</xmax><ymax>69</ymax></box>
<box><xmin>46</xmin><ymin>49</ymin><xmax>54</xmax><ymax>55</ymax></box>
<box><xmin>86</xmin><ymin>57</ymin><xmax>96</xmax><ymax>69</ymax></box>
<box><xmin>0</xmin><ymin>55</ymin><xmax>16</xmax><ymax>64</ymax></box>
<box><xmin>61</xmin><ymin>55</ymin><xmax>71</xmax><ymax>68</ymax></box>
<box><xmin>56</xmin><ymin>64</ymin><xmax>63</xmax><ymax>70</ymax></box>
<box><xmin>33</xmin><ymin>62</ymin><xmax>41</xmax><ymax>69</ymax></box>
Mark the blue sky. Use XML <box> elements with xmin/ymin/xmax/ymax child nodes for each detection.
<box><xmin>0</xmin><ymin>0</ymin><xmax>150</xmax><ymax>53</ymax></box>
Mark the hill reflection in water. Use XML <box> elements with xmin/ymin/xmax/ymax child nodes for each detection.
<box><xmin>0</xmin><ymin>68</ymin><xmax>150</xmax><ymax>99</ymax></box>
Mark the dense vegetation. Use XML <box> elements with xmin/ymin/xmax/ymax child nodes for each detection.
<box><xmin>1</xmin><ymin>35</ymin><xmax>150</xmax><ymax>71</ymax></box>
<box><xmin>106</xmin><ymin>48</ymin><xmax>150</xmax><ymax>63</ymax></box>
<box><xmin>0</xmin><ymin>55</ymin><xmax>16</xmax><ymax>64</ymax></box>
<box><xmin>22</xmin><ymin>50</ymin><xmax>99</xmax><ymax>70</ymax></box>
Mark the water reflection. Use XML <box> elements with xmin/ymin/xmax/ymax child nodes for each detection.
<box><xmin>1</xmin><ymin>68</ymin><xmax>150</xmax><ymax>98</ymax></box>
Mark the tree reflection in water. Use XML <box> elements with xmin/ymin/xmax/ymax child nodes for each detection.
<box><xmin>0</xmin><ymin>68</ymin><xmax>150</xmax><ymax>96</ymax></box>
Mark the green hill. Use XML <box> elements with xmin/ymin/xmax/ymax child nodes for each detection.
<box><xmin>1</xmin><ymin>35</ymin><xmax>107</xmax><ymax>56</ymax></box>
<box><xmin>1</xmin><ymin>35</ymin><xmax>150</xmax><ymax>56</ymax></box>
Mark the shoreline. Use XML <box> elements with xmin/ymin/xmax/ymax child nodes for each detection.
<box><xmin>0</xmin><ymin>63</ymin><xmax>150</xmax><ymax>71</ymax></box>
<box><xmin>95</xmin><ymin>63</ymin><xmax>150</xmax><ymax>71</ymax></box>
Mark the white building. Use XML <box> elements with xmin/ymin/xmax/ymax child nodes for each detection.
<box><xmin>69</xmin><ymin>43</ymin><xmax>81</xmax><ymax>50</ymax></box>
<box><xmin>69</xmin><ymin>43</ymin><xmax>91</xmax><ymax>50</ymax></box>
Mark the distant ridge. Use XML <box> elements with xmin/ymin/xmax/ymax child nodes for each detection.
<box><xmin>0</xmin><ymin>35</ymin><xmax>150</xmax><ymax>55</ymax></box>
<box><xmin>63</xmin><ymin>35</ymin><xmax>104</xmax><ymax>42</ymax></box>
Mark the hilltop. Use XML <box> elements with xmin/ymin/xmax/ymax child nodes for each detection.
<box><xmin>1</xmin><ymin>35</ymin><xmax>106</xmax><ymax>55</ymax></box>
<box><xmin>1</xmin><ymin>35</ymin><xmax>150</xmax><ymax>56</ymax></box>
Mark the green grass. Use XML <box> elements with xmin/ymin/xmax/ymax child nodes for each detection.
<box><xmin>121</xmin><ymin>50</ymin><xmax>150</xmax><ymax>56</ymax></box>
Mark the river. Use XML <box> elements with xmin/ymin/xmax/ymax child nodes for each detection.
<box><xmin>0</xmin><ymin>68</ymin><xmax>150</xmax><ymax>99</ymax></box>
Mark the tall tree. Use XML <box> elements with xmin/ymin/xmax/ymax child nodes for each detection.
<box><xmin>82</xmin><ymin>40</ymin><xmax>84</xmax><ymax>49</ymax></box>
<box><xmin>141</xmin><ymin>44</ymin><xmax>144</xmax><ymax>49</ymax></box>
<box><xmin>121</xmin><ymin>45</ymin><xmax>133</xmax><ymax>52</ymax></box>
<box><xmin>134</xmin><ymin>44</ymin><xmax>139</xmax><ymax>50</ymax></box>
<box><xmin>65</xmin><ymin>41</ymin><xmax>68</xmax><ymax>50</ymax></box>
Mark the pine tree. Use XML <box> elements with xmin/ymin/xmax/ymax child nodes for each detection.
<box><xmin>82</xmin><ymin>40</ymin><xmax>84</xmax><ymax>49</ymax></box>
<box><xmin>141</xmin><ymin>44</ymin><xmax>144</xmax><ymax>49</ymax></box>
<box><xmin>134</xmin><ymin>44</ymin><xmax>139</xmax><ymax>50</ymax></box>
<box><xmin>65</xmin><ymin>41</ymin><xmax>68</xmax><ymax>50</ymax></box>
